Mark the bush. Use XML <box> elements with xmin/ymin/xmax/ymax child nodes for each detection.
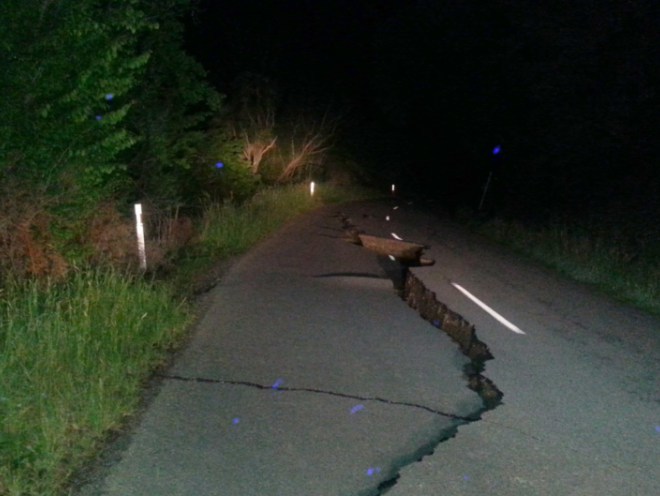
<box><xmin>192</xmin><ymin>126</ymin><xmax>260</xmax><ymax>204</ymax></box>
<box><xmin>0</xmin><ymin>0</ymin><xmax>154</xmax><ymax>211</ymax></box>
<box><xmin>0</xmin><ymin>1</ymin><xmax>224</xmax><ymax>279</ymax></box>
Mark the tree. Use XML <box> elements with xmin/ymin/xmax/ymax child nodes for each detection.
<box><xmin>124</xmin><ymin>0</ymin><xmax>222</xmax><ymax>206</ymax></box>
<box><xmin>0</xmin><ymin>0</ymin><xmax>225</xmax><ymax>276</ymax></box>
<box><xmin>0</xmin><ymin>0</ymin><xmax>154</xmax><ymax>209</ymax></box>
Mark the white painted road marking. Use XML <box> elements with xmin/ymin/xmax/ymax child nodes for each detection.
<box><xmin>451</xmin><ymin>282</ymin><xmax>526</xmax><ymax>335</ymax></box>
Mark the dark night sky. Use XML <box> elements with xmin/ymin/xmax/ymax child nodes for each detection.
<box><xmin>184</xmin><ymin>0</ymin><xmax>658</xmax><ymax>221</ymax></box>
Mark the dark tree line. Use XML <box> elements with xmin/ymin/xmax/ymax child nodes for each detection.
<box><xmin>187</xmin><ymin>0</ymin><xmax>658</xmax><ymax>227</ymax></box>
<box><xmin>0</xmin><ymin>0</ymin><xmax>224</xmax><ymax>215</ymax></box>
<box><xmin>0</xmin><ymin>0</ymin><xmax>250</xmax><ymax>278</ymax></box>
<box><xmin>365</xmin><ymin>0</ymin><xmax>658</xmax><ymax>221</ymax></box>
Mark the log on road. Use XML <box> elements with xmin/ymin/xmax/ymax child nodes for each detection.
<box><xmin>357</xmin><ymin>234</ymin><xmax>434</xmax><ymax>266</ymax></box>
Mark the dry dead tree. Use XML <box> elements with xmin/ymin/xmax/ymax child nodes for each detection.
<box><xmin>243</xmin><ymin>135</ymin><xmax>277</xmax><ymax>174</ymax></box>
<box><xmin>240</xmin><ymin>104</ymin><xmax>277</xmax><ymax>174</ymax></box>
<box><xmin>277</xmin><ymin>114</ymin><xmax>336</xmax><ymax>182</ymax></box>
<box><xmin>277</xmin><ymin>132</ymin><xmax>330</xmax><ymax>182</ymax></box>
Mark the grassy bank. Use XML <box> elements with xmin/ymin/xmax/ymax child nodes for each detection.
<box><xmin>174</xmin><ymin>183</ymin><xmax>377</xmax><ymax>294</ymax></box>
<box><xmin>197</xmin><ymin>183</ymin><xmax>376</xmax><ymax>257</ymax></box>
<box><xmin>0</xmin><ymin>182</ymin><xmax>374</xmax><ymax>495</ymax></box>
<box><xmin>0</xmin><ymin>271</ymin><xmax>190</xmax><ymax>495</ymax></box>
<box><xmin>465</xmin><ymin>215</ymin><xmax>660</xmax><ymax>315</ymax></box>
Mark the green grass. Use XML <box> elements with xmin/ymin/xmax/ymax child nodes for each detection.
<box><xmin>199</xmin><ymin>185</ymin><xmax>321</xmax><ymax>257</ymax></box>
<box><xmin>466</xmin><ymin>215</ymin><xmax>660</xmax><ymax>315</ymax></box>
<box><xmin>173</xmin><ymin>182</ymin><xmax>379</xmax><ymax>294</ymax></box>
<box><xmin>0</xmin><ymin>181</ymin><xmax>376</xmax><ymax>495</ymax></box>
<box><xmin>0</xmin><ymin>271</ymin><xmax>190</xmax><ymax>495</ymax></box>
<box><xmin>199</xmin><ymin>183</ymin><xmax>378</xmax><ymax>257</ymax></box>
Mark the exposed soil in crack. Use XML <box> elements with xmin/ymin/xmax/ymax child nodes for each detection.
<box><xmin>365</xmin><ymin>269</ymin><xmax>503</xmax><ymax>495</ymax></box>
<box><xmin>336</xmin><ymin>209</ymin><xmax>504</xmax><ymax>494</ymax></box>
<box><xmin>402</xmin><ymin>271</ymin><xmax>503</xmax><ymax>410</ymax></box>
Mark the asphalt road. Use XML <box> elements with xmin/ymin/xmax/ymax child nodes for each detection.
<box><xmin>77</xmin><ymin>199</ymin><xmax>659</xmax><ymax>496</ymax></box>
<box><xmin>343</xmin><ymin>200</ymin><xmax>660</xmax><ymax>495</ymax></box>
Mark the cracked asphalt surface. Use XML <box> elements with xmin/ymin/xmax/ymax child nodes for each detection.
<box><xmin>349</xmin><ymin>202</ymin><xmax>660</xmax><ymax>495</ymax></box>
<box><xmin>76</xmin><ymin>199</ymin><xmax>660</xmax><ymax>495</ymax></box>
<box><xmin>77</xmin><ymin>200</ymin><xmax>484</xmax><ymax>496</ymax></box>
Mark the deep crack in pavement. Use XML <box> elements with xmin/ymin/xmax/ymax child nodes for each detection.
<box><xmin>161</xmin><ymin>261</ymin><xmax>502</xmax><ymax>495</ymax></box>
<box><xmin>363</xmin><ymin>270</ymin><xmax>503</xmax><ymax>494</ymax></box>
<box><xmin>402</xmin><ymin>272</ymin><xmax>503</xmax><ymax>411</ymax></box>
<box><xmin>340</xmin><ymin>210</ymin><xmax>503</xmax><ymax>495</ymax></box>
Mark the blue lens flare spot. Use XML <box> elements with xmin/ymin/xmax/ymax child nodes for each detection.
<box><xmin>366</xmin><ymin>467</ymin><xmax>381</xmax><ymax>477</ymax></box>
<box><xmin>105</xmin><ymin>93</ymin><xmax>114</xmax><ymax>101</ymax></box>
<box><xmin>215</xmin><ymin>162</ymin><xmax>224</xmax><ymax>169</ymax></box>
<box><xmin>271</xmin><ymin>378</ymin><xmax>284</xmax><ymax>390</ymax></box>
<box><xmin>463</xmin><ymin>474</ymin><xmax>471</xmax><ymax>481</ymax></box>
<box><xmin>492</xmin><ymin>145</ymin><xmax>501</xmax><ymax>155</ymax></box>
<box><xmin>655</xmin><ymin>425</ymin><xmax>660</xmax><ymax>433</ymax></box>
<box><xmin>232</xmin><ymin>417</ymin><xmax>240</xmax><ymax>425</ymax></box>
<box><xmin>350</xmin><ymin>404</ymin><xmax>365</xmax><ymax>414</ymax></box>
<box><xmin>95</xmin><ymin>115</ymin><xmax>103</xmax><ymax>121</ymax></box>
<box><xmin>432</xmin><ymin>319</ymin><xmax>440</xmax><ymax>327</ymax></box>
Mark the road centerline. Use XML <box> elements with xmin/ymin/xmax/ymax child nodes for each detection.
<box><xmin>451</xmin><ymin>282</ymin><xmax>526</xmax><ymax>335</ymax></box>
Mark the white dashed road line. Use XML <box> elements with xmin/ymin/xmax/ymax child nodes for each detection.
<box><xmin>451</xmin><ymin>282</ymin><xmax>526</xmax><ymax>335</ymax></box>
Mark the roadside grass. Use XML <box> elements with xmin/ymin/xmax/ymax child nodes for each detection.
<box><xmin>199</xmin><ymin>184</ymin><xmax>322</xmax><ymax>256</ymax></box>
<box><xmin>464</xmin><ymin>215</ymin><xmax>660</xmax><ymax>315</ymax></box>
<box><xmin>173</xmin><ymin>182</ymin><xmax>379</xmax><ymax>294</ymax></box>
<box><xmin>199</xmin><ymin>183</ymin><xmax>378</xmax><ymax>257</ymax></box>
<box><xmin>0</xmin><ymin>181</ymin><xmax>376</xmax><ymax>495</ymax></box>
<box><xmin>0</xmin><ymin>271</ymin><xmax>190</xmax><ymax>496</ymax></box>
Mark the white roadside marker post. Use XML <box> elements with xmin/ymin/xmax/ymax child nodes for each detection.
<box><xmin>479</xmin><ymin>145</ymin><xmax>502</xmax><ymax>211</ymax></box>
<box><xmin>134</xmin><ymin>203</ymin><xmax>147</xmax><ymax>271</ymax></box>
<box><xmin>310</xmin><ymin>181</ymin><xmax>316</xmax><ymax>196</ymax></box>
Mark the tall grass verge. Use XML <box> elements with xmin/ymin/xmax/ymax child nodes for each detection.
<box><xmin>0</xmin><ymin>181</ymin><xmax>376</xmax><ymax>495</ymax></box>
<box><xmin>0</xmin><ymin>271</ymin><xmax>190</xmax><ymax>495</ymax></box>
<box><xmin>199</xmin><ymin>183</ymin><xmax>378</xmax><ymax>256</ymax></box>
<box><xmin>198</xmin><ymin>184</ymin><xmax>321</xmax><ymax>257</ymax></box>
<box><xmin>466</xmin><ymin>215</ymin><xmax>660</xmax><ymax>314</ymax></box>
<box><xmin>174</xmin><ymin>183</ymin><xmax>379</xmax><ymax>293</ymax></box>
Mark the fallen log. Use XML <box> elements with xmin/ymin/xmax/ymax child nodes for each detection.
<box><xmin>343</xmin><ymin>227</ymin><xmax>364</xmax><ymax>245</ymax></box>
<box><xmin>357</xmin><ymin>234</ymin><xmax>434</xmax><ymax>265</ymax></box>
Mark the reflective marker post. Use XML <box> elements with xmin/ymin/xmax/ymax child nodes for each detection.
<box><xmin>479</xmin><ymin>145</ymin><xmax>501</xmax><ymax>211</ymax></box>
<box><xmin>478</xmin><ymin>172</ymin><xmax>493</xmax><ymax>211</ymax></box>
<box><xmin>134</xmin><ymin>203</ymin><xmax>147</xmax><ymax>271</ymax></box>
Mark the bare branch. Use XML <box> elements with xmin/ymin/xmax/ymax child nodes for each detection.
<box><xmin>243</xmin><ymin>136</ymin><xmax>277</xmax><ymax>174</ymax></box>
<box><xmin>278</xmin><ymin>131</ymin><xmax>331</xmax><ymax>182</ymax></box>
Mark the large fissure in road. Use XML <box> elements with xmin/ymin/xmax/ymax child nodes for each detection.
<box><xmin>161</xmin><ymin>264</ymin><xmax>502</xmax><ymax>496</ymax></box>
<box><xmin>337</xmin><ymin>209</ymin><xmax>503</xmax><ymax>494</ymax></box>
<box><xmin>402</xmin><ymin>271</ymin><xmax>502</xmax><ymax>410</ymax></box>
<box><xmin>367</xmin><ymin>266</ymin><xmax>503</xmax><ymax>495</ymax></box>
